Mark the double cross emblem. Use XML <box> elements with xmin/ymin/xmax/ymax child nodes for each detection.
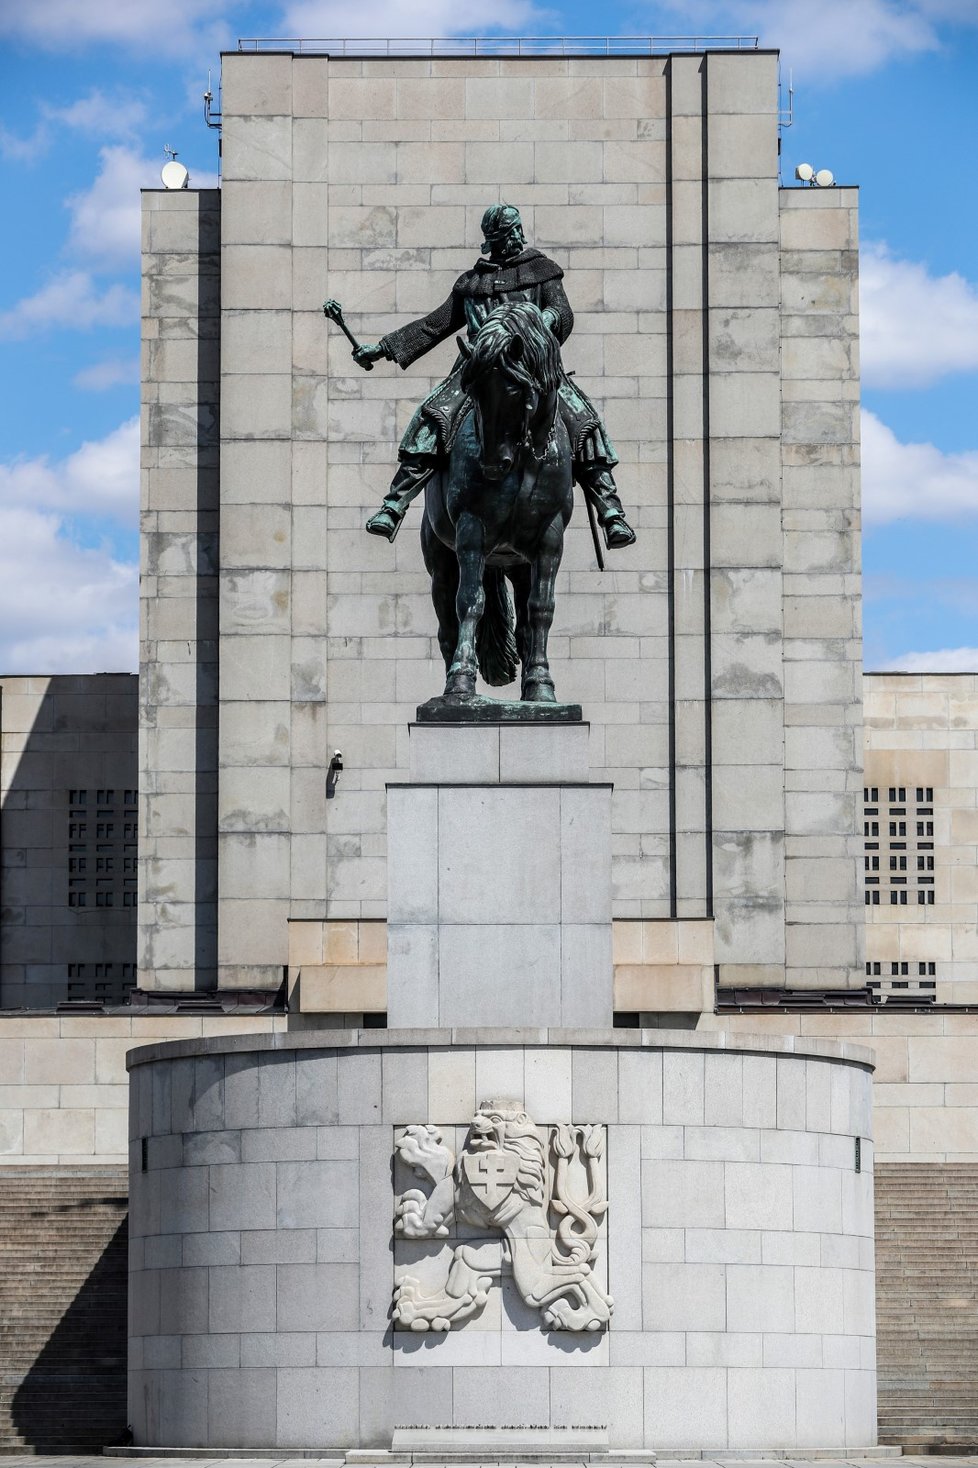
<box><xmin>461</xmin><ymin>1148</ymin><xmax>518</xmax><ymax>1209</ymax></box>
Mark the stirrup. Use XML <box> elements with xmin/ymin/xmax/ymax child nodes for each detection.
<box><xmin>602</xmin><ymin>515</ymin><xmax>636</xmax><ymax>550</ymax></box>
<box><xmin>365</xmin><ymin>506</ymin><xmax>404</xmax><ymax>542</ymax></box>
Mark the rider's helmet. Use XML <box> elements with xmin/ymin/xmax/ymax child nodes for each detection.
<box><xmin>480</xmin><ymin>203</ymin><xmax>525</xmax><ymax>256</ymax></box>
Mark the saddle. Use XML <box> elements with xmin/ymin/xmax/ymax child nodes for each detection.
<box><xmin>420</xmin><ymin>366</ymin><xmax>601</xmax><ymax>460</ymax></box>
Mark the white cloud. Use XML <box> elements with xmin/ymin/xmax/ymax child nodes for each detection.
<box><xmin>861</xmin><ymin>242</ymin><xmax>978</xmax><ymax>388</ymax></box>
<box><xmin>0</xmin><ymin>423</ymin><xmax>139</xmax><ymax>673</ymax></box>
<box><xmin>750</xmin><ymin>0</ymin><xmax>935</xmax><ymax>74</ymax></box>
<box><xmin>278</xmin><ymin>0</ymin><xmax>549</xmax><ymax>39</ymax></box>
<box><xmin>0</xmin><ymin>270</ymin><xmax>139</xmax><ymax>338</ymax></box>
<box><xmin>861</xmin><ymin>409</ymin><xmax>978</xmax><ymax>524</ymax></box>
<box><xmin>0</xmin><ymin>418</ymin><xmax>139</xmax><ymax>528</ymax></box>
<box><xmin>49</xmin><ymin>90</ymin><xmax>149</xmax><ymax>137</ymax></box>
<box><xmin>0</xmin><ymin>507</ymin><xmax>136</xmax><ymax>674</ymax></box>
<box><xmin>0</xmin><ymin>0</ymin><xmax>232</xmax><ymax>57</ymax></box>
<box><xmin>0</xmin><ymin>141</ymin><xmax>216</xmax><ymax>338</ymax></box>
<box><xmin>74</xmin><ymin>357</ymin><xmax>140</xmax><ymax>391</ymax></box>
<box><xmin>0</xmin><ymin>120</ymin><xmax>49</xmax><ymax>163</ymax></box>
<box><xmin>651</xmin><ymin>0</ymin><xmax>978</xmax><ymax>79</ymax></box>
<box><xmin>879</xmin><ymin>647</ymin><xmax>978</xmax><ymax>672</ymax></box>
<box><xmin>67</xmin><ymin>145</ymin><xmax>160</xmax><ymax>266</ymax></box>
<box><xmin>0</xmin><ymin>88</ymin><xmax>151</xmax><ymax>165</ymax></box>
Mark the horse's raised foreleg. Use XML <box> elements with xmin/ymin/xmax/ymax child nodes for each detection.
<box><xmin>421</xmin><ymin>511</ymin><xmax>459</xmax><ymax>673</ymax></box>
<box><xmin>445</xmin><ymin>513</ymin><xmax>486</xmax><ymax>697</ymax></box>
<box><xmin>522</xmin><ymin>517</ymin><xmax>563</xmax><ymax>703</ymax></box>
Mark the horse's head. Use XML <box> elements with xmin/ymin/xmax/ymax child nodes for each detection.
<box><xmin>459</xmin><ymin>301</ymin><xmax>561</xmax><ymax>480</ymax></box>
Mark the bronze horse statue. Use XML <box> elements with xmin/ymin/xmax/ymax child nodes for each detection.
<box><xmin>421</xmin><ymin>300</ymin><xmax>574</xmax><ymax>704</ymax></box>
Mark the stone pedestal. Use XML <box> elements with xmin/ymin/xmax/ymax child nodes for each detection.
<box><xmin>386</xmin><ymin>722</ymin><xmax>612</xmax><ymax>1030</ymax></box>
<box><xmin>126</xmin><ymin>1029</ymin><xmax>879</xmax><ymax>1456</ymax></box>
<box><xmin>126</xmin><ymin>698</ymin><xmax>878</xmax><ymax>1457</ymax></box>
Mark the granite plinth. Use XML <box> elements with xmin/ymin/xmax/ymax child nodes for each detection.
<box><xmin>361</xmin><ymin>1425</ymin><xmax>646</xmax><ymax>1465</ymax></box>
<box><xmin>416</xmin><ymin>695</ymin><xmax>583</xmax><ymax>724</ymax></box>
<box><xmin>126</xmin><ymin>1031</ymin><xmax>877</xmax><ymax>1455</ymax></box>
<box><xmin>387</xmin><ymin>721</ymin><xmax>612</xmax><ymax>1029</ymax></box>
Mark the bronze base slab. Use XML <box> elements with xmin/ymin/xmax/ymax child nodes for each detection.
<box><xmin>416</xmin><ymin>694</ymin><xmax>583</xmax><ymax>724</ymax></box>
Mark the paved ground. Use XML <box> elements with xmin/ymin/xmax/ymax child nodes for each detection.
<box><xmin>5</xmin><ymin>1458</ymin><xmax>978</xmax><ymax>1468</ymax></box>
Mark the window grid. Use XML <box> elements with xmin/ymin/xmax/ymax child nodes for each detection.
<box><xmin>863</xmin><ymin>784</ymin><xmax>939</xmax><ymax>908</ymax></box>
<box><xmin>66</xmin><ymin>961</ymin><xmax>137</xmax><ymax>1005</ymax></box>
<box><xmin>865</xmin><ymin>959</ymin><xmax>937</xmax><ymax>1003</ymax></box>
<box><xmin>66</xmin><ymin>788</ymin><xmax>138</xmax><ymax>913</ymax></box>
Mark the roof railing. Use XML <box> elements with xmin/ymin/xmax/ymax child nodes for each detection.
<box><xmin>237</xmin><ymin>35</ymin><xmax>761</xmax><ymax>57</ymax></box>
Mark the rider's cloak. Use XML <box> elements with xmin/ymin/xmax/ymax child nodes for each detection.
<box><xmin>377</xmin><ymin>249</ymin><xmax>617</xmax><ymax>469</ymax></box>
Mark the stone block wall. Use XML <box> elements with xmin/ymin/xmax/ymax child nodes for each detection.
<box><xmin>0</xmin><ymin>674</ymin><xmax>138</xmax><ymax>1009</ymax></box>
<box><xmin>0</xmin><ymin>1014</ymin><xmax>284</xmax><ymax>1165</ymax></box>
<box><xmin>148</xmin><ymin>49</ymin><xmax>865</xmax><ymax>997</ymax></box>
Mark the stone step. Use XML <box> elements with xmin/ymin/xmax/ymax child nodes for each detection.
<box><xmin>875</xmin><ymin>1162</ymin><xmax>978</xmax><ymax>1446</ymax></box>
<box><xmin>0</xmin><ymin>1165</ymin><xmax>128</xmax><ymax>1448</ymax></box>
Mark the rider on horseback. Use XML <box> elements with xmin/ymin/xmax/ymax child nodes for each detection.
<box><xmin>339</xmin><ymin>203</ymin><xmax>636</xmax><ymax>551</ymax></box>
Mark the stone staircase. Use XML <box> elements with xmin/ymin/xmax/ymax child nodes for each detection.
<box><xmin>876</xmin><ymin>1162</ymin><xmax>978</xmax><ymax>1448</ymax></box>
<box><xmin>0</xmin><ymin>1166</ymin><xmax>128</xmax><ymax>1450</ymax></box>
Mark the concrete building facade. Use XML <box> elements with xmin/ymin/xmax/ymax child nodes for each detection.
<box><xmin>864</xmin><ymin>674</ymin><xmax>978</xmax><ymax>1007</ymax></box>
<box><xmin>139</xmin><ymin>46</ymin><xmax>863</xmax><ymax>1006</ymax></box>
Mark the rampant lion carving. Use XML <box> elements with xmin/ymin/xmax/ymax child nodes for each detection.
<box><xmin>392</xmin><ymin>1100</ymin><xmax>613</xmax><ymax>1333</ymax></box>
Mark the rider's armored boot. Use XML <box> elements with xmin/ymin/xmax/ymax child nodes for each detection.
<box><xmin>576</xmin><ymin>465</ymin><xmax>637</xmax><ymax>549</ymax></box>
<box><xmin>365</xmin><ymin>455</ymin><xmax>436</xmax><ymax>541</ymax></box>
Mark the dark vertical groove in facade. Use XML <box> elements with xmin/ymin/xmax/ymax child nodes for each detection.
<box><xmin>195</xmin><ymin>200</ymin><xmax>221</xmax><ymax>989</ymax></box>
<box><xmin>665</xmin><ymin>58</ymin><xmax>678</xmax><ymax>919</ymax></box>
<box><xmin>700</xmin><ymin>56</ymin><xmax>715</xmax><ymax>919</ymax></box>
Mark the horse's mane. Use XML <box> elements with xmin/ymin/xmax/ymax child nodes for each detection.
<box><xmin>461</xmin><ymin>300</ymin><xmax>562</xmax><ymax>396</ymax></box>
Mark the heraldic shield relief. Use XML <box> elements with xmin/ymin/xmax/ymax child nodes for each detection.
<box><xmin>392</xmin><ymin>1100</ymin><xmax>613</xmax><ymax>1333</ymax></box>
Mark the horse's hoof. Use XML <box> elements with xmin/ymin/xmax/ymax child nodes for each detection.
<box><xmin>522</xmin><ymin>681</ymin><xmax>557</xmax><ymax>703</ymax></box>
<box><xmin>445</xmin><ymin>673</ymin><xmax>476</xmax><ymax>697</ymax></box>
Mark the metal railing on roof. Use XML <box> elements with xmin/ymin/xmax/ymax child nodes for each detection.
<box><xmin>237</xmin><ymin>35</ymin><xmax>760</xmax><ymax>56</ymax></box>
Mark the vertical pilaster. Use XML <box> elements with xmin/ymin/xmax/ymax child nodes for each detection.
<box><xmin>217</xmin><ymin>55</ymin><xmax>295</xmax><ymax>990</ymax></box>
<box><xmin>705</xmin><ymin>52</ymin><xmax>787</xmax><ymax>987</ymax></box>
<box><xmin>138</xmin><ymin>189</ymin><xmax>220</xmax><ymax>992</ymax></box>
<box><xmin>780</xmin><ymin>186</ymin><xmax>864</xmax><ymax>988</ymax></box>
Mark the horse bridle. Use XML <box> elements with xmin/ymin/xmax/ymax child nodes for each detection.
<box><xmin>470</xmin><ymin>372</ymin><xmax>557</xmax><ymax>466</ymax></box>
<box><xmin>523</xmin><ymin>386</ymin><xmax>558</xmax><ymax>463</ymax></box>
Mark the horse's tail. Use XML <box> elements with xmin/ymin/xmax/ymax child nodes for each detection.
<box><xmin>476</xmin><ymin>568</ymin><xmax>518</xmax><ymax>687</ymax></box>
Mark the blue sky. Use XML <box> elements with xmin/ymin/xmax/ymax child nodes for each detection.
<box><xmin>0</xmin><ymin>0</ymin><xmax>976</xmax><ymax>672</ymax></box>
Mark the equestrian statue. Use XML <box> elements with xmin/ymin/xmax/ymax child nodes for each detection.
<box><xmin>323</xmin><ymin>204</ymin><xmax>636</xmax><ymax>705</ymax></box>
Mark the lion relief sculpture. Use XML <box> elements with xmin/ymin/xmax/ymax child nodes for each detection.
<box><xmin>392</xmin><ymin>1100</ymin><xmax>613</xmax><ymax>1333</ymax></box>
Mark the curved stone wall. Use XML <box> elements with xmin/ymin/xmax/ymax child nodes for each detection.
<box><xmin>127</xmin><ymin>1030</ymin><xmax>875</xmax><ymax>1452</ymax></box>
